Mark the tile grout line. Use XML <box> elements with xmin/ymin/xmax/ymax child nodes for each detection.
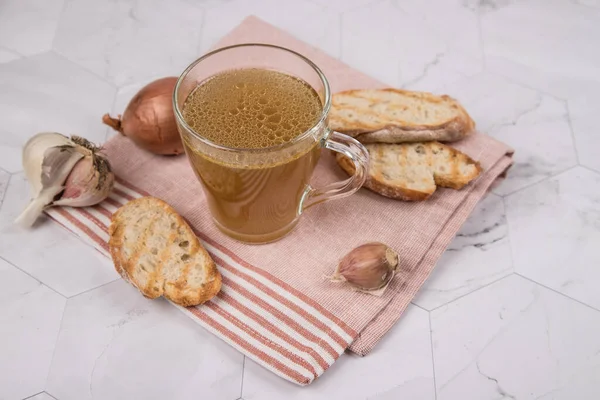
<box><xmin>514</xmin><ymin>272</ymin><xmax>600</xmax><ymax>314</ymax></box>
<box><xmin>429</xmin><ymin>273</ymin><xmax>514</xmax><ymax>313</ymax></box>
<box><xmin>43</xmin><ymin>305</ymin><xmax>67</xmax><ymax>396</ymax></box>
<box><xmin>501</xmin><ymin>195</ymin><xmax>517</xmax><ymax>278</ymax></box>
<box><xmin>564</xmin><ymin>100</ymin><xmax>581</xmax><ymax>165</ymax></box>
<box><xmin>43</xmin><ymin>391</ymin><xmax>59</xmax><ymax>400</ymax></box>
<box><xmin>0</xmin><ymin>254</ymin><xmax>66</xmax><ymax>299</ymax></box>
<box><xmin>579</xmin><ymin>164</ymin><xmax>600</xmax><ymax>176</ymax></box>
<box><xmin>485</xmin><ymin>67</ymin><xmax>567</xmax><ymax>102</ymax></box>
<box><xmin>22</xmin><ymin>391</ymin><xmax>44</xmax><ymax>400</ymax></box>
<box><xmin>410</xmin><ymin>302</ymin><xmax>428</xmax><ymax>312</ymax></box>
<box><xmin>66</xmin><ymin>277</ymin><xmax>121</xmax><ymax>299</ymax></box>
<box><xmin>0</xmin><ymin>173</ymin><xmax>13</xmax><ymax>212</ymax></box>
<box><xmin>0</xmin><ymin>45</ymin><xmax>25</xmax><ymax>58</ymax></box>
<box><xmin>429</xmin><ymin>312</ymin><xmax>438</xmax><ymax>400</ymax></box>
<box><xmin>239</xmin><ymin>355</ymin><xmax>246</xmax><ymax>398</ymax></box>
<box><xmin>51</xmin><ymin>50</ymin><xmax>117</xmax><ymax>90</ymax></box>
<box><xmin>495</xmin><ymin>164</ymin><xmax>579</xmax><ymax>198</ymax></box>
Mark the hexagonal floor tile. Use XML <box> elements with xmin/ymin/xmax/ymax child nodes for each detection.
<box><xmin>201</xmin><ymin>0</ymin><xmax>340</xmax><ymax>59</ymax></box>
<box><xmin>432</xmin><ymin>275</ymin><xmax>600</xmax><ymax>399</ymax></box>
<box><xmin>0</xmin><ymin>173</ymin><xmax>119</xmax><ymax>297</ymax></box>
<box><xmin>441</xmin><ymin>72</ymin><xmax>577</xmax><ymax>195</ymax></box>
<box><xmin>0</xmin><ymin>258</ymin><xmax>66</xmax><ymax>400</ymax></box>
<box><xmin>242</xmin><ymin>305</ymin><xmax>434</xmax><ymax>400</ymax></box>
<box><xmin>505</xmin><ymin>167</ymin><xmax>600</xmax><ymax>310</ymax></box>
<box><xmin>0</xmin><ymin>0</ymin><xmax>64</xmax><ymax>57</ymax></box>
<box><xmin>482</xmin><ymin>0</ymin><xmax>600</xmax><ymax>100</ymax></box>
<box><xmin>46</xmin><ymin>280</ymin><xmax>244</xmax><ymax>400</ymax></box>
<box><xmin>0</xmin><ymin>52</ymin><xmax>115</xmax><ymax>173</ymax></box>
<box><xmin>341</xmin><ymin>0</ymin><xmax>482</xmax><ymax>90</ymax></box>
<box><xmin>414</xmin><ymin>194</ymin><xmax>512</xmax><ymax>310</ymax></box>
<box><xmin>54</xmin><ymin>0</ymin><xmax>205</xmax><ymax>87</ymax></box>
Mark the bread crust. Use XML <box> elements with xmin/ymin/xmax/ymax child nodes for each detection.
<box><xmin>108</xmin><ymin>196</ymin><xmax>222</xmax><ymax>307</ymax></box>
<box><xmin>330</xmin><ymin>88</ymin><xmax>475</xmax><ymax>143</ymax></box>
<box><xmin>336</xmin><ymin>142</ymin><xmax>482</xmax><ymax>201</ymax></box>
<box><xmin>336</xmin><ymin>153</ymin><xmax>433</xmax><ymax>201</ymax></box>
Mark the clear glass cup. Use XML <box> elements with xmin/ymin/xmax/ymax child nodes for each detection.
<box><xmin>173</xmin><ymin>43</ymin><xmax>369</xmax><ymax>243</ymax></box>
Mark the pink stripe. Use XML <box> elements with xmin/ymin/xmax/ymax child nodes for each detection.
<box><xmin>222</xmin><ymin>276</ymin><xmax>339</xmax><ymax>361</ymax></box>
<box><xmin>92</xmin><ymin>204</ymin><xmax>112</xmax><ymax>218</ymax></box>
<box><xmin>207</xmin><ymin>300</ymin><xmax>317</xmax><ymax>378</ymax></box>
<box><xmin>187</xmin><ymin>306</ymin><xmax>310</xmax><ymax>385</ymax></box>
<box><xmin>112</xmin><ymin>187</ymin><xmax>135</xmax><ymax>201</ymax></box>
<box><xmin>105</xmin><ymin>197</ymin><xmax>123</xmax><ymax>209</ymax></box>
<box><xmin>219</xmin><ymin>290</ymin><xmax>330</xmax><ymax>370</ymax></box>
<box><xmin>198</xmin><ymin>231</ymin><xmax>356</xmax><ymax>338</ymax></box>
<box><xmin>213</xmin><ymin>253</ymin><xmax>350</xmax><ymax>350</ymax></box>
<box><xmin>75</xmin><ymin>208</ymin><xmax>108</xmax><ymax>233</ymax></box>
<box><xmin>55</xmin><ymin>208</ymin><xmax>109</xmax><ymax>252</ymax></box>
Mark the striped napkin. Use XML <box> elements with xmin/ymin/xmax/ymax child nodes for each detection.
<box><xmin>45</xmin><ymin>16</ymin><xmax>514</xmax><ymax>385</ymax></box>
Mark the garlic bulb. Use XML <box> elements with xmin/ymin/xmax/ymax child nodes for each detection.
<box><xmin>329</xmin><ymin>242</ymin><xmax>399</xmax><ymax>291</ymax></box>
<box><xmin>16</xmin><ymin>132</ymin><xmax>114</xmax><ymax>228</ymax></box>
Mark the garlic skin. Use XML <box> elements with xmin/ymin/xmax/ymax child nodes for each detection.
<box><xmin>330</xmin><ymin>242</ymin><xmax>399</xmax><ymax>291</ymax></box>
<box><xmin>16</xmin><ymin>133</ymin><xmax>114</xmax><ymax>228</ymax></box>
<box><xmin>22</xmin><ymin>132</ymin><xmax>76</xmax><ymax>196</ymax></box>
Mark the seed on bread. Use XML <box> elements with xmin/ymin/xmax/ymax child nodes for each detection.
<box><xmin>330</xmin><ymin>88</ymin><xmax>475</xmax><ymax>144</ymax></box>
<box><xmin>108</xmin><ymin>196</ymin><xmax>221</xmax><ymax>307</ymax></box>
<box><xmin>336</xmin><ymin>142</ymin><xmax>482</xmax><ymax>201</ymax></box>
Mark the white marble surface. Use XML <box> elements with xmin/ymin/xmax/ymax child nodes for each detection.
<box><xmin>0</xmin><ymin>258</ymin><xmax>65</xmax><ymax>400</ymax></box>
<box><xmin>0</xmin><ymin>0</ymin><xmax>598</xmax><ymax>399</ymax></box>
<box><xmin>45</xmin><ymin>280</ymin><xmax>243</xmax><ymax>400</ymax></box>
<box><xmin>0</xmin><ymin>52</ymin><xmax>115</xmax><ymax>173</ymax></box>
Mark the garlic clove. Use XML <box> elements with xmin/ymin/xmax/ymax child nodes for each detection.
<box><xmin>53</xmin><ymin>155</ymin><xmax>114</xmax><ymax>208</ymax></box>
<box><xmin>22</xmin><ymin>132</ymin><xmax>74</xmax><ymax>196</ymax></box>
<box><xmin>330</xmin><ymin>242</ymin><xmax>399</xmax><ymax>291</ymax></box>
<box><xmin>16</xmin><ymin>145</ymin><xmax>84</xmax><ymax>228</ymax></box>
<box><xmin>41</xmin><ymin>144</ymin><xmax>84</xmax><ymax>188</ymax></box>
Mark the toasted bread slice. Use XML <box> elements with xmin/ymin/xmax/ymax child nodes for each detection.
<box><xmin>330</xmin><ymin>89</ymin><xmax>475</xmax><ymax>143</ymax></box>
<box><xmin>336</xmin><ymin>142</ymin><xmax>482</xmax><ymax>201</ymax></box>
<box><xmin>108</xmin><ymin>196</ymin><xmax>221</xmax><ymax>306</ymax></box>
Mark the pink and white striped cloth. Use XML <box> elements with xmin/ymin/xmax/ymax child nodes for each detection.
<box><xmin>45</xmin><ymin>16</ymin><xmax>514</xmax><ymax>385</ymax></box>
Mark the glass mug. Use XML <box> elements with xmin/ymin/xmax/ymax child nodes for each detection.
<box><xmin>173</xmin><ymin>43</ymin><xmax>369</xmax><ymax>243</ymax></box>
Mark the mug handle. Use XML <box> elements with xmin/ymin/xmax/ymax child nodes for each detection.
<box><xmin>300</xmin><ymin>129</ymin><xmax>369</xmax><ymax>212</ymax></box>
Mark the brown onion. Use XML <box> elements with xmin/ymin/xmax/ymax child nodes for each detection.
<box><xmin>102</xmin><ymin>77</ymin><xmax>184</xmax><ymax>155</ymax></box>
